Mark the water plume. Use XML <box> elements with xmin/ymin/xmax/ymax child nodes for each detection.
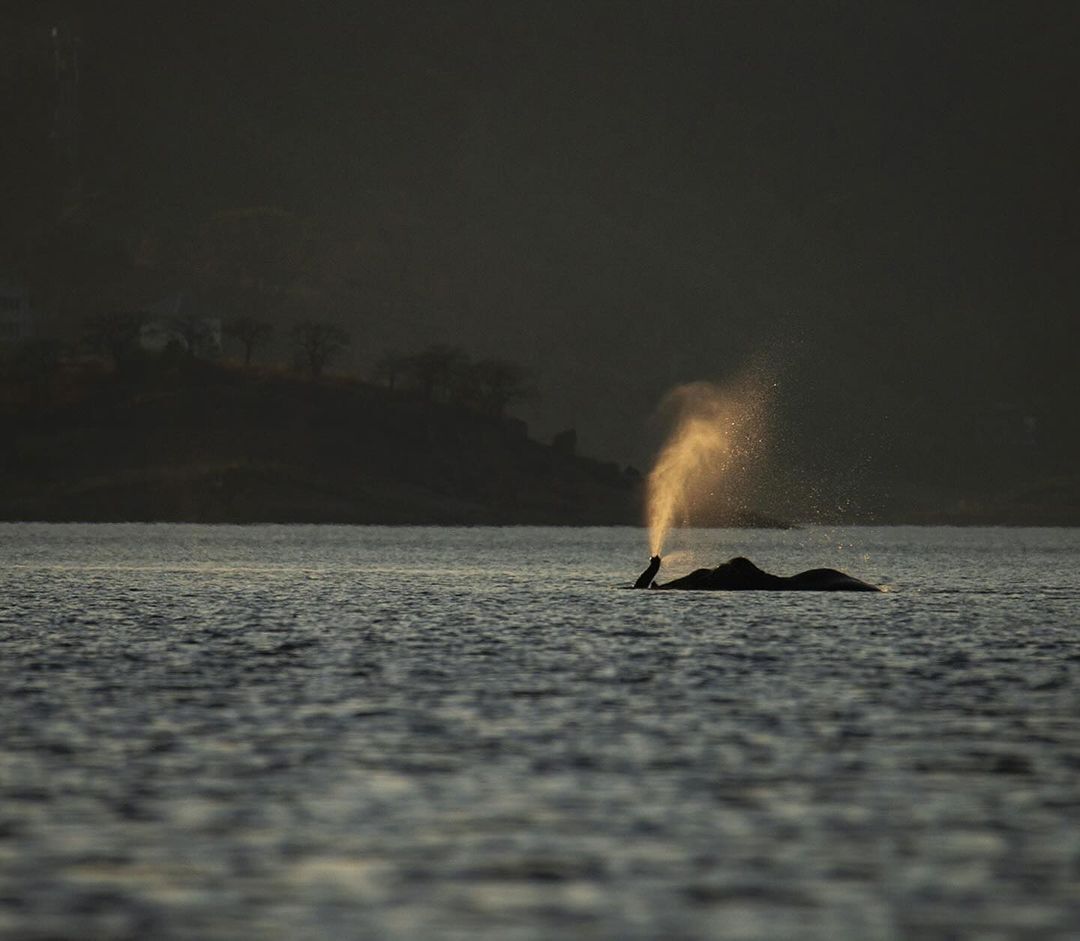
<box><xmin>646</xmin><ymin>378</ymin><xmax>770</xmax><ymax>556</ymax></box>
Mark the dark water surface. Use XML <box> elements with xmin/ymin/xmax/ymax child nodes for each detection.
<box><xmin>1</xmin><ymin>525</ymin><xmax>1079</xmax><ymax>940</ymax></box>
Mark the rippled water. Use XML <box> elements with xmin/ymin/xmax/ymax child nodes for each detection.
<box><xmin>1</xmin><ymin>524</ymin><xmax>1079</xmax><ymax>940</ymax></box>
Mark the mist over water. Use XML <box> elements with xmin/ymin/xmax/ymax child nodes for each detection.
<box><xmin>2</xmin><ymin>524</ymin><xmax>1079</xmax><ymax>940</ymax></box>
<box><xmin>646</xmin><ymin>379</ymin><xmax>770</xmax><ymax>556</ymax></box>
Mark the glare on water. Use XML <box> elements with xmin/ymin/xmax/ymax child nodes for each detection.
<box><xmin>1</xmin><ymin>523</ymin><xmax>1078</xmax><ymax>941</ymax></box>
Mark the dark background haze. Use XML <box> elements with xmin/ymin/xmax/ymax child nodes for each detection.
<box><xmin>4</xmin><ymin>1</ymin><xmax>1078</xmax><ymax>520</ymax></box>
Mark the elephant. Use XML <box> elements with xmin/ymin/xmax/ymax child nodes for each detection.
<box><xmin>634</xmin><ymin>555</ymin><xmax>880</xmax><ymax>592</ymax></box>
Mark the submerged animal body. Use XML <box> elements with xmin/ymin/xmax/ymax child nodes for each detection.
<box><xmin>638</xmin><ymin>556</ymin><xmax>880</xmax><ymax>592</ymax></box>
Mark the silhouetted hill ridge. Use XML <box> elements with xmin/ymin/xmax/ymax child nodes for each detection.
<box><xmin>2</xmin><ymin>363</ymin><xmax>664</xmax><ymax>524</ymax></box>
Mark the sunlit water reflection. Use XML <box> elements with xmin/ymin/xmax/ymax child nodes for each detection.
<box><xmin>1</xmin><ymin>524</ymin><xmax>1079</xmax><ymax>939</ymax></box>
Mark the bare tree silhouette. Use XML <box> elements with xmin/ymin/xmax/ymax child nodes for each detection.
<box><xmin>224</xmin><ymin>315</ymin><xmax>274</xmax><ymax>366</ymax></box>
<box><xmin>291</xmin><ymin>321</ymin><xmax>350</xmax><ymax>378</ymax></box>
<box><xmin>402</xmin><ymin>344</ymin><xmax>468</xmax><ymax>402</ymax></box>
<box><xmin>466</xmin><ymin>358</ymin><xmax>535</xmax><ymax>416</ymax></box>
<box><xmin>373</xmin><ymin>350</ymin><xmax>409</xmax><ymax>391</ymax></box>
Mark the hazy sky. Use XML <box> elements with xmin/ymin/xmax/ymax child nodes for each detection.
<box><xmin>5</xmin><ymin>1</ymin><xmax>1078</xmax><ymax>506</ymax></box>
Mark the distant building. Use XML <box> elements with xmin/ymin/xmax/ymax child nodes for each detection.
<box><xmin>138</xmin><ymin>318</ymin><xmax>177</xmax><ymax>353</ymax></box>
<box><xmin>138</xmin><ymin>291</ymin><xmax>222</xmax><ymax>356</ymax></box>
<box><xmin>0</xmin><ymin>284</ymin><xmax>34</xmax><ymax>347</ymax></box>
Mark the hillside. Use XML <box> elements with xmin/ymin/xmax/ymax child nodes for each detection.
<box><xmin>1</xmin><ymin>362</ymin><xmax>657</xmax><ymax>525</ymax></box>
<box><xmin>4</xmin><ymin>4</ymin><xmax>1078</xmax><ymax>502</ymax></box>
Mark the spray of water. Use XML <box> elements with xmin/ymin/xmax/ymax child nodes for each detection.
<box><xmin>646</xmin><ymin>378</ymin><xmax>769</xmax><ymax>556</ymax></box>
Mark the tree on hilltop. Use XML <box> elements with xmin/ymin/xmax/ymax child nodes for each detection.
<box><xmin>402</xmin><ymin>344</ymin><xmax>469</xmax><ymax>402</ymax></box>
<box><xmin>82</xmin><ymin>310</ymin><xmax>145</xmax><ymax>369</ymax></box>
<box><xmin>465</xmin><ymin>358</ymin><xmax>535</xmax><ymax>416</ymax></box>
<box><xmin>224</xmin><ymin>315</ymin><xmax>274</xmax><ymax>366</ymax></box>
<box><xmin>291</xmin><ymin>321</ymin><xmax>350</xmax><ymax>378</ymax></box>
<box><xmin>373</xmin><ymin>350</ymin><xmax>409</xmax><ymax>391</ymax></box>
<box><xmin>380</xmin><ymin>344</ymin><xmax>537</xmax><ymax>416</ymax></box>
